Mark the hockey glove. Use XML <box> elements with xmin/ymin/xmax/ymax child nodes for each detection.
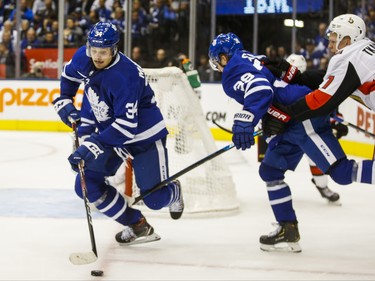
<box><xmin>262</xmin><ymin>104</ymin><xmax>292</xmax><ymax>137</ymax></box>
<box><xmin>53</xmin><ymin>97</ymin><xmax>80</xmax><ymax>128</ymax></box>
<box><xmin>232</xmin><ymin>111</ymin><xmax>255</xmax><ymax>150</ymax></box>
<box><xmin>330</xmin><ymin>118</ymin><xmax>349</xmax><ymax>139</ymax></box>
<box><xmin>68</xmin><ymin>135</ymin><xmax>104</xmax><ymax>172</ymax></box>
<box><xmin>261</xmin><ymin>57</ymin><xmax>300</xmax><ymax>83</ymax></box>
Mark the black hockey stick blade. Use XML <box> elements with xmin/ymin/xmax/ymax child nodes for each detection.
<box><xmin>69</xmin><ymin>251</ymin><xmax>98</xmax><ymax>265</ymax></box>
<box><xmin>332</xmin><ymin>116</ymin><xmax>375</xmax><ymax>138</ymax></box>
<box><xmin>132</xmin><ymin>130</ymin><xmax>263</xmax><ymax>205</ymax></box>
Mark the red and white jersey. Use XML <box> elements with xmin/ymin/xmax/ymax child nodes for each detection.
<box><xmin>291</xmin><ymin>38</ymin><xmax>375</xmax><ymax>120</ymax></box>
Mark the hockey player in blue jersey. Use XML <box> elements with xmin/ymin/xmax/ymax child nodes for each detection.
<box><xmin>208</xmin><ymin>32</ymin><xmax>375</xmax><ymax>252</ymax></box>
<box><xmin>53</xmin><ymin>22</ymin><xmax>184</xmax><ymax>245</ymax></box>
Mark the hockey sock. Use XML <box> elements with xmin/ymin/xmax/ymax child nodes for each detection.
<box><xmin>94</xmin><ymin>185</ymin><xmax>142</xmax><ymax>225</ymax></box>
<box><xmin>266</xmin><ymin>180</ymin><xmax>297</xmax><ymax>222</ymax></box>
<box><xmin>355</xmin><ymin>160</ymin><xmax>375</xmax><ymax>184</ymax></box>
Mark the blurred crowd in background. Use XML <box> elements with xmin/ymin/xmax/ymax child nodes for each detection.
<box><xmin>0</xmin><ymin>0</ymin><xmax>374</xmax><ymax>80</ymax></box>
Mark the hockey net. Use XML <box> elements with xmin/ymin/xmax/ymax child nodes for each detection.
<box><xmin>110</xmin><ymin>67</ymin><xmax>239</xmax><ymax>216</ymax></box>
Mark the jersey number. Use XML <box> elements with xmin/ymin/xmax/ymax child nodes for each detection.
<box><xmin>126</xmin><ymin>101</ymin><xmax>138</xmax><ymax>119</ymax></box>
<box><xmin>322</xmin><ymin>75</ymin><xmax>334</xmax><ymax>89</ymax></box>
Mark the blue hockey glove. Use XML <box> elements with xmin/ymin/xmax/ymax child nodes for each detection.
<box><xmin>53</xmin><ymin>97</ymin><xmax>80</xmax><ymax>128</ymax></box>
<box><xmin>232</xmin><ymin>110</ymin><xmax>255</xmax><ymax>150</ymax></box>
<box><xmin>68</xmin><ymin>136</ymin><xmax>104</xmax><ymax>172</ymax></box>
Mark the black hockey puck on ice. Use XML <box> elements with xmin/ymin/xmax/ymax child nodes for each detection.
<box><xmin>91</xmin><ymin>270</ymin><xmax>104</xmax><ymax>277</ymax></box>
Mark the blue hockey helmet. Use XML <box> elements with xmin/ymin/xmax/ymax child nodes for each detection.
<box><xmin>208</xmin><ymin>33</ymin><xmax>243</xmax><ymax>70</ymax></box>
<box><xmin>87</xmin><ymin>22</ymin><xmax>120</xmax><ymax>56</ymax></box>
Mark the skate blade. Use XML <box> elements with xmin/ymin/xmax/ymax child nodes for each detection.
<box><xmin>327</xmin><ymin>200</ymin><xmax>342</xmax><ymax>206</ymax></box>
<box><xmin>260</xmin><ymin>242</ymin><xmax>302</xmax><ymax>253</ymax></box>
<box><xmin>118</xmin><ymin>232</ymin><xmax>161</xmax><ymax>246</ymax></box>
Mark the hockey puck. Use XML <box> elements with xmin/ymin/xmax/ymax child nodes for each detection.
<box><xmin>91</xmin><ymin>270</ymin><xmax>104</xmax><ymax>277</ymax></box>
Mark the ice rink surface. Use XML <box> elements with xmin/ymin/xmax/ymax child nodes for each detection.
<box><xmin>1</xmin><ymin>131</ymin><xmax>375</xmax><ymax>280</ymax></box>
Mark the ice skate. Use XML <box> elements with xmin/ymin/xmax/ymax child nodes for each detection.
<box><xmin>116</xmin><ymin>217</ymin><xmax>161</xmax><ymax>246</ymax></box>
<box><xmin>312</xmin><ymin>179</ymin><xmax>341</xmax><ymax>204</ymax></box>
<box><xmin>260</xmin><ymin>222</ymin><xmax>302</xmax><ymax>253</ymax></box>
<box><xmin>169</xmin><ymin>180</ymin><xmax>184</xmax><ymax>220</ymax></box>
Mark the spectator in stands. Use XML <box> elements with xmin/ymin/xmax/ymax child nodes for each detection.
<box><xmin>33</xmin><ymin>0</ymin><xmax>56</xmax><ymax>36</ymax></box>
<box><xmin>131</xmin><ymin>46</ymin><xmax>147</xmax><ymax>67</ymax></box>
<box><xmin>0</xmin><ymin>20</ymin><xmax>16</xmax><ymax>50</ymax></box>
<box><xmin>314</xmin><ymin>22</ymin><xmax>329</xmax><ymax>57</ymax></box>
<box><xmin>8</xmin><ymin>0</ymin><xmax>33</xmax><ymax>22</ymax></box>
<box><xmin>277</xmin><ymin>45</ymin><xmax>288</xmax><ymax>59</ymax></box>
<box><xmin>63</xmin><ymin>16</ymin><xmax>83</xmax><ymax>47</ymax></box>
<box><xmin>95</xmin><ymin>0</ymin><xmax>112</xmax><ymax>22</ymax></box>
<box><xmin>1</xmin><ymin>0</ymin><xmax>15</xmax><ymax>23</ymax></box>
<box><xmin>111</xmin><ymin>6</ymin><xmax>125</xmax><ymax>33</ymax></box>
<box><xmin>21</xmin><ymin>61</ymin><xmax>48</xmax><ymax>79</ymax></box>
<box><xmin>65</xmin><ymin>0</ymin><xmax>85</xmax><ymax>15</ymax></box>
<box><xmin>135</xmin><ymin>0</ymin><xmax>158</xmax><ymax>59</ymax></box>
<box><xmin>35</xmin><ymin>16</ymin><xmax>54</xmax><ymax>40</ymax></box>
<box><xmin>1</xmin><ymin>30</ymin><xmax>14</xmax><ymax>54</ymax></box>
<box><xmin>20</xmin><ymin>27</ymin><xmax>42</xmax><ymax>50</ymax></box>
<box><xmin>300</xmin><ymin>38</ymin><xmax>322</xmax><ymax>69</ymax></box>
<box><xmin>84</xmin><ymin>9</ymin><xmax>100</xmax><ymax>33</ymax></box>
<box><xmin>50</xmin><ymin>19</ymin><xmax>59</xmax><ymax>40</ymax></box>
<box><xmin>0</xmin><ymin>42</ymin><xmax>15</xmax><ymax>78</ymax></box>
<box><xmin>20</xmin><ymin>19</ymin><xmax>30</xmax><ymax>41</ymax></box>
<box><xmin>150</xmin><ymin>0</ymin><xmax>168</xmax><ymax>50</ymax></box>
<box><xmin>149</xmin><ymin>48</ymin><xmax>169</xmax><ymax>68</ymax></box>
<box><xmin>197</xmin><ymin>54</ymin><xmax>211</xmax><ymax>82</ymax></box>
<box><xmin>293</xmin><ymin>39</ymin><xmax>306</xmax><ymax>56</ymax></box>
<box><xmin>131</xmin><ymin>9</ymin><xmax>148</xmax><ymax>51</ymax></box>
<box><xmin>40</xmin><ymin>30</ymin><xmax>57</xmax><ymax>47</ymax></box>
<box><xmin>111</xmin><ymin>0</ymin><xmax>123</xmax><ymax>13</ymax></box>
<box><xmin>265</xmin><ymin>44</ymin><xmax>277</xmax><ymax>61</ymax></box>
<box><xmin>163</xmin><ymin>0</ymin><xmax>178</xmax><ymax>45</ymax></box>
<box><xmin>90</xmin><ymin>0</ymin><xmax>114</xmax><ymax>12</ymax></box>
<box><xmin>32</xmin><ymin>0</ymin><xmax>56</xmax><ymax>17</ymax></box>
<box><xmin>69</xmin><ymin>7</ymin><xmax>92</xmax><ymax>39</ymax></box>
<box><xmin>133</xmin><ymin>0</ymin><xmax>148</xmax><ymax>24</ymax></box>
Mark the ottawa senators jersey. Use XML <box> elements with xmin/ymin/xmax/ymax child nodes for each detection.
<box><xmin>289</xmin><ymin>38</ymin><xmax>375</xmax><ymax>121</ymax></box>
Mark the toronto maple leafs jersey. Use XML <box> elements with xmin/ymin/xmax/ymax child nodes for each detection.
<box><xmin>222</xmin><ymin>50</ymin><xmax>312</xmax><ymax>126</ymax></box>
<box><xmin>60</xmin><ymin>46</ymin><xmax>168</xmax><ymax>147</ymax></box>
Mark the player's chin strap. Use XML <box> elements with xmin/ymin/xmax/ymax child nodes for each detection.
<box><xmin>132</xmin><ymin>129</ymin><xmax>263</xmax><ymax>205</ymax></box>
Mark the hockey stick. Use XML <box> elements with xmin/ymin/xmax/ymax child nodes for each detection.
<box><xmin>69</xmin><ymin>119</ymin><xmax>98</xmax><ymax>265</ymax></box>
<box><xmin>332</xmin><ymin>116</ymin><xmax>375</xmax><ymax>138</ymax></box>
<box><xmin>212</xmin><ymin>119</ymin><xmax>232</xmax><ymax>134</ymax></box>
<box><xmin>132</xmin><ymin>130</ymin><xmax>263</xmax><ymax>205</ymax></box>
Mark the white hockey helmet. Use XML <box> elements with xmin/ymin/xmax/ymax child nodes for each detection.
<box><xmin>286</xmin><ymin>54</ymin><xmax>307</xmax><ymax>73</ymax></box>
<box><xmin>326</xmin><ymin>14</ymin><xmax>366</xmax><ymax>49</ymax></box>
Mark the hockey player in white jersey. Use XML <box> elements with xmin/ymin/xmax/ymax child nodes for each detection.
<box><xmin>264</xmin><ymin>14</ymin><xmax>375</xmax><ymax>135</ymax></box>
<box><xmin>53</xmin><ymin>22</ymin><xmax>184</xmax><ymax>245</ymax></box>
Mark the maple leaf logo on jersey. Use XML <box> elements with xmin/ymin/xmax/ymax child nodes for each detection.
<box><xmin>86</xmin><ymin>87</ymin><xmax>110</xmax><ymax>122</ymax></box>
